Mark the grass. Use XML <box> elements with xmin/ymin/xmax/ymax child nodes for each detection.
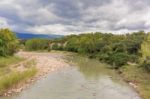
<box><xmin>0</xmin><ymin>67</ymin><xmax>37</xmax><ymax>93</ymax></box>
<box><xmin>121</xmin><ymin>64</ymin><xmax>150</xmax><ymax>99</ymax></box>
<box><xmin>0</xmin><ymin>56</ymin><xmax>24</xmax><ymax>67</ymax></box>
<box><xmin>0</xmin><ymin>56</ymin><xmax>24</xmax><ymax>77</ymax></box>
<box><xmin>0</xmin><ymin>56</ymin><xmax>37</xmax><ymax>94</ymax></box>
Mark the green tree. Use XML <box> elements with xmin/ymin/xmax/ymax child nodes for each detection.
<box><xmin>0</xmin><ymin>28</ymin><xmax>18</xmax><ymax>56</ymax></box>
<box><xmin>141</xmin><ymin>33</ymin><xmax>150</xmax><ymax>72</ymax></box>
<box><xmin>25</xmin><ymin>38</ymin><xmax>49</xmax><ymax>51</ymax></box>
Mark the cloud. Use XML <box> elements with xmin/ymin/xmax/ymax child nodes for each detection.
<box><xmin>27</xmin><ymin>24</ymin><xmax>67</xmax><ymax>34</ymax></box>
<box><xmin>0</xmin><ymin>17</ymin><xmax>10</xmax><ymax>28</ymax></box>
<box><xmin>0</xmin><ymin>0</ymin><xmax>150</xmax><ymax>35</ymax></box>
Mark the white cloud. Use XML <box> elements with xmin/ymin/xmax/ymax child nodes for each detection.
<box><xmin>27</xmin><ymin>24</ymin><xmax>67</xmax><ymax>34</ymax></box>
<box><xmin>0</xmin><ymin>0</ymin><xmax>150</xmax><ymax>35</ymax></box>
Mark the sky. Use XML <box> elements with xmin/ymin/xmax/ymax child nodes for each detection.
<box><xmin>0</xmin><ymin>0</ymin><xmax>150</xmax><ymax>35</ymax></box>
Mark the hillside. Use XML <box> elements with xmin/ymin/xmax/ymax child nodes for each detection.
<box><xmin>15</xmin><ymin>33</ymin><xmax>63</xmax><ymax>39</ymax></box>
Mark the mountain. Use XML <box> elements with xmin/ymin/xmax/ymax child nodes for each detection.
<box><xmin>15</xmin><ymin>33</ymin><xmax>63</xmax><ymax>39</ymax></box>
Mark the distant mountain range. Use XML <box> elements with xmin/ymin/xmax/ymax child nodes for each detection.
<box><xmin>15</xmin><ymin>32</ymin><xmax>63</xmax><ymax>39</ymax></box>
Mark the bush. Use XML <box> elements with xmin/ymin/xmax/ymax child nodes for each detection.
<box><xmin>52</xmin><ymin>43</ymin><xmax>64</xmax><ymax>50</ymax></box>
<box><xmin>25</xmin><ymin>38</ymin><xmax>49</xmax><ymax>51</ymax></box>
<box><xmin>97</xmin><ymin>53</ymin><xmax>109</xmax><ymax>61</ymax></box>
<box><xmin>65</xmin><ymin>43</ymin><xmax>78</xmax><ymax>52</ymax></box>
<box><xmin>108</xmin><ymin>53</ymin><xmax>129</xmax><ymax>69</ymax></box>
<box><xmin>129</xmin><ymin>55</ymin><xmax>139</xmax><ymax>63</ymax></box>
<box><xmin>141</xmin><ymin>57</ymin><xmax>150</xmax><ymax>72</ymax></box>
<box><xmin>0</xmin><ymin>28</ymin><xmax>18</xmax><ymax>56</ymax></box>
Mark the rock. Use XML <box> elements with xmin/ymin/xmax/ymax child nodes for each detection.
<box><xmin>7</xmin><ymin>91</ymin><xmax>12</xmax><ymax>94</ymax></box>
<box><xmin>4</xmin><ymin>93</ymin><xmax>7</xmax><ymax>96</ymax></box>
<box><xmin>15</xmin><ymin>87</ymin><xmax>23</xmax><ymax>93</ymax></box>
<box><xmin>129</xmin><ymin>82</ymin><xmax>138</xmax><ymax>89</ymax></box>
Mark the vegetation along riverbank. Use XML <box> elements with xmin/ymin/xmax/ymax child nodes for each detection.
<box><xmin>45</xmin><ymin>31</ymin><xmax>149</xmax><ymax>99</ymax></box>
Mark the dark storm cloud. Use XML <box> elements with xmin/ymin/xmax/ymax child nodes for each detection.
<box><xmin>0</xmin><ymin>0</ymin><xmax>150</xmax><ymax>35</ymax></box>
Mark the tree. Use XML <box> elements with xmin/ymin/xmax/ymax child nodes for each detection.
<box><xmin>25</xmin><ymin>38</ymin><xmax>49</xmax><ymax>51</ymax></box>
<box><xmin>0</xmin><ymin>28</ymin><xmax>18</xmax><ymax>56</ymax></box>
<box><xmin>141</xmin><ymin>33</ymin><xmax>150</xmax><ymax>72</ymax></box>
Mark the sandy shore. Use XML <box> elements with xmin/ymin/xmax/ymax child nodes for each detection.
<box><xmin>4</xmin><ymin>51</ymin><xmax>70</xmax><ymax>96</ymax></box>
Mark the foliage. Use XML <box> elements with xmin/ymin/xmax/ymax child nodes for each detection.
<box><xmin>0</xmin><ymin>28</ymin><xmax>18</xmax><ymax>56</ymax></box>
<box><xmin>25</xmin><ymin>38</ymin><xmax>49</xmax><ymax>51</ymax></box>
<box><xmin>141</xmin><ymin>57</ymin><xmax>150</xmax><ymax>72</ymax></box>
<box><xmin>141</xmin><ymin>33</ymin><xmax>150</xmax><ymax>72</ymax></box>
<box><xmin>108</xmin><ymin>52</ymin><xmax>130</xmax><ymax>68</ymax></box>
<box><xmin>141</xmin><ymin>33</ymin><xmax>150</xmax><ymax>59</ymax></box>
<box><xmin>52</xmin><ymin>43</ymin><xmax>64</xmax><ymax>50</ymax></box>
<box><xmin>51</xmin><ymin>31</ymin><xmax>147</xmax><ymax>69</ymax></box>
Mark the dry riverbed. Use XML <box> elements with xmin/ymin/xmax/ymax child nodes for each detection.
<box><xmin>4</xmin><ymin>51</ymin><xmax>70</xmax><ymax>96</ymax></box>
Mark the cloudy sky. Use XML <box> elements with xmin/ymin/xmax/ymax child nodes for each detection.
<box><xmin>0</xmin><ymin>0</ymin><xmax>150</xmax><ymax>35</ymax></box>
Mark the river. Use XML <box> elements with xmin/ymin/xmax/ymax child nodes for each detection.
<box><xmin>0</xmin><ymin>54</ymin><xmax>141</xmax><ymax>99</ymax></box>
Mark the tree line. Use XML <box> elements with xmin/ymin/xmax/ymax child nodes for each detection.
<box><xmin>50</xmin><ymin>31</ymin><xmax>150</xmax><ymax>72</ymax></box>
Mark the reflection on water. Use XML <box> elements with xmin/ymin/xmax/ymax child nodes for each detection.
<box><xmin>0</xmin><ymin>55</ymin><xmax>141</xmax><ymax>99</ymax></box>
<box><xmin>69</xmin><ymin>55</ymin><xmax>123</xmax><ymax>82</ymax></box>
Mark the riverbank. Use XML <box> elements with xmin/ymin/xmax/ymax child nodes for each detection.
<box><xmin>0</xmin><ymin>55</ymin><xmax>37</xmax><ymax>96</ymax></box>
<box><xmin>69</xmin><ymin>53</ymin><xmax>148</xmax><ymax>99</ymax></box>
<box><xmin>120</xmin><ymin>64</ymin><xmax>150</xmax><ymax>99</ymax></box>
<box><xmin>0</xmin><ymin>51</ymin><xmax>69</xmax><ymax>96</ymax></box>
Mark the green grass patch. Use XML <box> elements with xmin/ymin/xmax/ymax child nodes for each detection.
<box><xmin>0</xmin><ymin>67</ymin><xmax>37</xmax><ymax>93</ymax></box>
<box><xmin>121</xmin><ymin>65</ymin><xmax>150</xmax><ymax>99</ymax></box>
<box><xmin>0</xmin><ymin>56</ymin><xmax>24</xmax><ymax>67</ymax></box>
<box><xmin>0</xmin><ymin>68</ymin><xmax>11</xmax><ymax>77</ymax></box>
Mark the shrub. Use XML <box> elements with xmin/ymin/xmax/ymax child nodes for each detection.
<box><xmin>129</xmin><ymin>55</ymin><xmax>139</xmax><ymax>63</ymax></box>
<box><xmin>0</xmin><ymin>28</ymin><xmax>18</xmax><ymax>56</ymax></box>
<box><xmin>141</xmin><ymin>57</ymin><xmax>150</xmax><ymax>72</ymax></box>
<box><xmin>108</xmin><ymin>53</ymin><xmax>129</xmax><ymax>69</ymax></box>
<box><xmin>65</xmin><ymin>43</ymin><xmax>78</xmax><ymax>52</ymax></box>
<box><xmin>52</xmin><ymin>43</ymin><xmax>64</xmax><ymax>50</ymax></box>
<box><xmin>97</xmin><ymin>53</ymin><xmax>109</xmax><ymax>61</ymax></box>
<box><xmin>25</xmin><ymin>38</ymin><xmax>49</xmax><ymax>51</ymax></box>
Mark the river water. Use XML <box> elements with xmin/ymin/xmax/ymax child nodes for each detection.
<box><xmin>1</xmin><ymin>55</ymin><xmax>141</xmax><ymax>99</ymax></box>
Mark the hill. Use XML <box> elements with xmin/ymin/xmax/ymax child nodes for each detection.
<box><xmin>15</xmin><ymin>33</ymin><xmax>63</xmax><ymax>39</ymax></box>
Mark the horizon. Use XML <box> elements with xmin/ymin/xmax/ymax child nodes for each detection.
<box><xmin>14</xmin><ymin>30</ymin><xmax>148</xmax><ymax>36</ymax></box>
<box><xmin>0</xmin><ymin>0</ymin><xmax>150</xmax><ymax>35</ymax></box>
